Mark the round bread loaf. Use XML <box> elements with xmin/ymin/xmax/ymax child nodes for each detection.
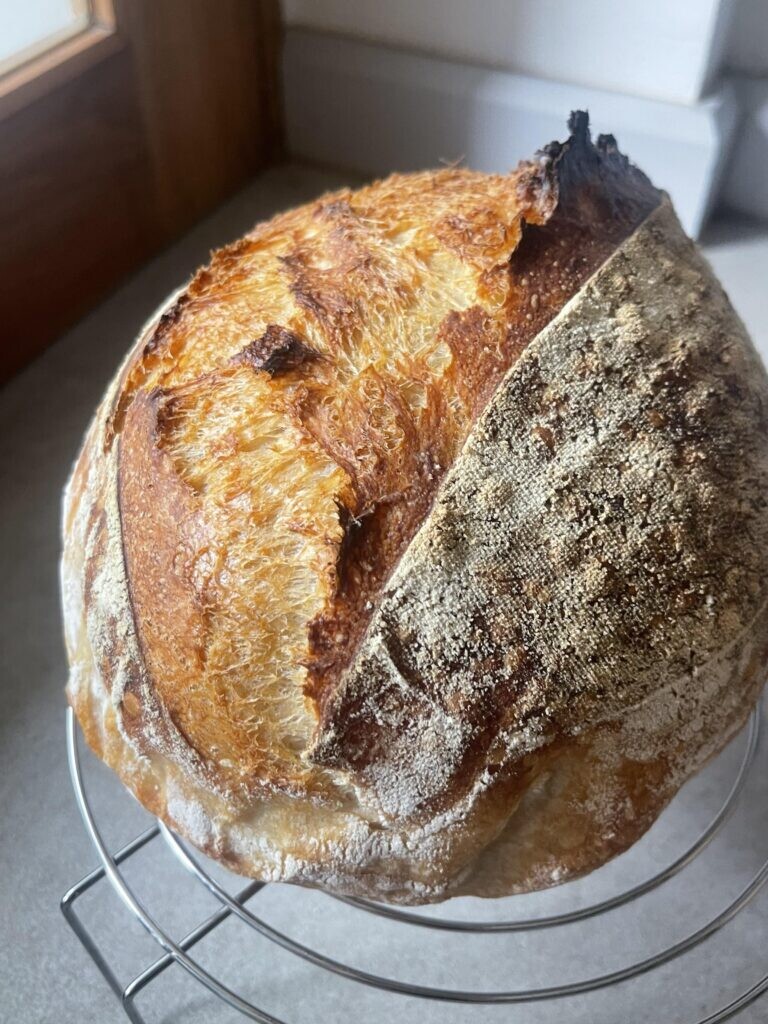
<box><xmin>62</xmin><ymin>114</ymin><xmax>768</xmax><ymax>903</ymax></box>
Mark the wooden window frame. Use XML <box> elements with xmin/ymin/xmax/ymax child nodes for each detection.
<box><xmin>0</xmin><ymin>0</ymin><xmax>282</xmax><ymax>383</ymax></box>
<box><xmin>0</xmin><ymin>1</ymin><xmax>122</xmax><ymax>121</ymax></box>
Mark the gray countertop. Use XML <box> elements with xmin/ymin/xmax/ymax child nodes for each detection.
<box><xmin>1</xmin><ymin>165</ymin><xmax>767</xmax><ymax>1024</ymax></box>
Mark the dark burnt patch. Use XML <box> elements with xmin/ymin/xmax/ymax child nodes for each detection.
<box><xmin>506</xmin><ymin>112</ymin><xmax>662</xmax><ymax>363</ymax></box>
<box><xmin>537</xmin><ymin>112</ymin><xmax>659</xmax><ymax>229</ymax></box>
<box><xmin>234</xmin><ymin>325</ymin><xmax>320</xmax><ymax>376</ymax></box>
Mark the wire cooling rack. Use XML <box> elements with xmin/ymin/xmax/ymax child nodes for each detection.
<box><xmin>61</xmin><ymin>703</ymin><xmax>768</xmax><ymax>1024</ymax></box>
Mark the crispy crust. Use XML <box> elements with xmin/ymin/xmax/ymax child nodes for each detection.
<box><xmin>62</xmin><ymin>118</ymin><xmax>768</xmax><ymax>903</ymax></box>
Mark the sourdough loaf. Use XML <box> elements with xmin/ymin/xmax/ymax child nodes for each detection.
<box><xmin>62</xmin><ymin>114</ymin><xmax>768</xmax><ymax>903</ymax></box>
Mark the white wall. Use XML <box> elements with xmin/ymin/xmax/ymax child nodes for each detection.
<box><xmin>718</xmin><ymin>0</ymin><xmax>768</xmax><ymax>220</ymax></box>
<box><xmin>725</xmin><ymin>0</ymin><xmax>768</xmax><ymax>75</ymax></box>
<box><xmin>283</xmin><ymin>1</ymin><xmax>768</xmax><ymax>224</ymax></box>
<box><xmin>283</xmin><ymin>30</ymin><xmax>739</xmax><ymax>237</ymax></box>
<box><xmin>283</xmin><ymin>0</ymin><xmax>730</xmax><ymax>104</ymax></box>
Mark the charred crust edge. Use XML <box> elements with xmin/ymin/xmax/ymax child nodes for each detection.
<box><xmin>517</xmin><ymin>110</ymin><xmax>661</xmax><ymax>231</ymax></box>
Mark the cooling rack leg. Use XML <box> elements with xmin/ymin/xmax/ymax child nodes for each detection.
<box><xmin>121</xmin><ymin>880</ymin><xmax>264</xmax><ymax>1020</ymax></box>
<box><xmin>61</xmin><ymin>888</ymin><xmax>129</xmax><ymax>1009</ymax></box>
<box><xmin>61</xmin><ymin>820</ymin><xmax>265</xmax><ymax>1023</ymax></box>
<box><xmin>60</xmin><ymin>826</ymin><xmax>160</xmax><ymax>1021</ymax></box>
<box><xmin>62</xmin><ymin>824</ymin><xmax>263</xmax><ymax>1023</ymax></box>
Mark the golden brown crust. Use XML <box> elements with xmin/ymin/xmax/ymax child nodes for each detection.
<box><xmin>62</xmin><ymin>117</ymin><xmax>768</xmax><ymax>903</ymax></box>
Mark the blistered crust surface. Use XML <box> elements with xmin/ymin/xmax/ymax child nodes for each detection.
<box><xmin>63</xmin><ymin>199</ymin><xmax>768</xmax><ymax>904</ymax></box>
<box><xmin>108</xmin><ymin>168</ymin><xmax>557</xmax><ymax>795</ymax></box>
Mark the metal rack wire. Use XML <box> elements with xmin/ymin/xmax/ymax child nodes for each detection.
<box><xmin>61</xmin><ymin>703</ymin><xmax>768</xmax><ymax>1024</ymax></box>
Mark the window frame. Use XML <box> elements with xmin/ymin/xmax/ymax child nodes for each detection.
<box><xmin>0</xmin><ymin>0</ymin><xmax>282</xmax><ymax>383</ymax></box>
<box><xmin>0</xmin><ymin>1</ymin><xmax>121</xmax><ymax>121</ymax></box>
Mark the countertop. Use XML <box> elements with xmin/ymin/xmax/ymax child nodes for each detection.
<box><xmin>1</xmin><ymin>164</ymin><xmax>767</xmax><ymax>1024</ymax></box>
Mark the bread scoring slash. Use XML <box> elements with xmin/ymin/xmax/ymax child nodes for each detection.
<box><xmin>61</xmin><ymin>113</ymin><xmax>768</xmax><ymax>903</ymax></box>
